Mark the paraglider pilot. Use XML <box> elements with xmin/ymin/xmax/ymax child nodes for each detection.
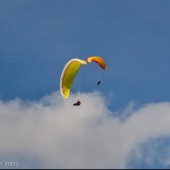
<box><xmin>73</xmin><ymin>100</ymin><xmax>81</xmax><ymax>106</ymax></box>
<box><xmin>97</xmin><ymin>80</ymin><xmax>101</xmax><ymax>86</ymax></box>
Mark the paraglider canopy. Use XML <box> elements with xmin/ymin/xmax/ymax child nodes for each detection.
<box><xmin>86</xmin><ymin>56</ymin><xmax>107</xmax><ymax>70</ymax></box>
<box><xmin>60</xmin><ymin>58</ymin><xmax>87</xmax><ymax>99</ymax></box>
<box><xmin>60</xmin><ymin>56</ymin><xmax>107</xmax><ymax>100</ymax></box>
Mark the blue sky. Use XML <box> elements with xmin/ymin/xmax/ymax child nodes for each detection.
<box><xmin>0</xmin><ymin>0</ymin><xmax>170</xmax><ymax>169</ymax></box>
<box><xmin>1</xmin><ymin>0</ymin><xmax>170</xmax><ymax>109</ymax></box>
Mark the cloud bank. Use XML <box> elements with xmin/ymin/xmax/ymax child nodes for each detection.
<box><xmin>0</xmin><ymin>91</ymin><xmax>170</xmax><ymax>168</ymax></box>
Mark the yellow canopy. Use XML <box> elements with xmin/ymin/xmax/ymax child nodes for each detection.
<box><xmin>60</xmin><ymin>58</ymin><xmax>87</xmax><ymax>99</ymax></box>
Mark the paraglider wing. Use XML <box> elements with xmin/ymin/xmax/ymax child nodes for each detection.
<box><xmin>60</xmin><ymin>58</ymin><xmax>87</xmax><ymax>99</ymax></box>
<box><xmin>86</xmin><ymin>56</ymin><xmax>107</xmax><ymax>70</ymax></box>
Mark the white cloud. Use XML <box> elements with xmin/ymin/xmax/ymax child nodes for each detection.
<box><xmin>0</xmin><ymin>91</ymin><xmax>170</xmax><ymax>168</ymax></box>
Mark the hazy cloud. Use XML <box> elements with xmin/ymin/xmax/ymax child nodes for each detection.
<box><xmin>0</xmin><ymin>91</ymin><xmax>170</xmax><ymax>168</ymax></box>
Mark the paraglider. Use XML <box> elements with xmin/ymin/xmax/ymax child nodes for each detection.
<box><xmin>86</xmin><ymin>56</ymin><xmax>107</xmax><ymax>70</ymax></box>
<box><xmin>60</xmin><ymin>56</ymin><xmax>107</xmax><ymax>105</ymax></box>
<box><xmin>60</xmin><ymin>58</ymin><xmax>87</xmax><ymax>99</ymax></box>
